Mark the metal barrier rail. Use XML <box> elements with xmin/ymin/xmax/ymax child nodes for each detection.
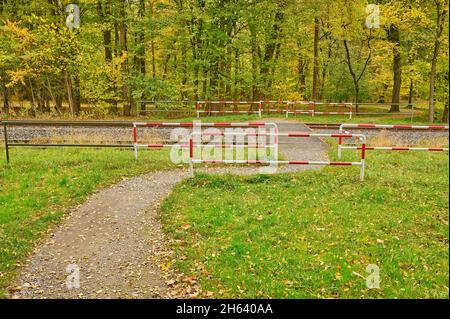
<box><xmin>132</xmin><ymin>121</ymin><xmax>278</xmax><ymax>160</ymax></box>
<box><xmin>285</xmin><ymin>102</ymin><xmax>353</xmax><ymax>119</ymax></box>
<box><xmin>135</xmin><ymin>100</ymin><xmax>416</xmax><ymax>119</ymax></box>
<box><xmin>195</xmin><ymin>101</ymin><xmax>263</xmax><ymax>118</ymax></box>
<box><xmin>189</xmin><ymin>132</ymin><xmax>367</xmax><ymax>181</ymax></box>
<box><xmin>337</xmin><ymin>123</ymin><xmax>449</xmax><ymax>159</ymax></box>
<box><xmin>1</xmin><ymin>120</ymin><xmax>142</xmax><ymax>163</ymax></box>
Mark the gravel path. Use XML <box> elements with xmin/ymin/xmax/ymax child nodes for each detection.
<box><xmin>10</xmin><ymin>121</ymin><xmax>328</xmax><ymax>299</ymax></box>
<box><xmin>12</xmin><ymin>171</ymin><xmax>191</xmax><ymax>299</ymax></box>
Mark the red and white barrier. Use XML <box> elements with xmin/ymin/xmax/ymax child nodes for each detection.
<box><xmin>193</xmin><ymin>100</ymin><xmax>354</xmax><ymax>119</ymax></box>
<box><xmin>337</xmin><ymin>123</ymin><xmax>449</xmax><ymax>159</ymax></box>
<box><xmin>134</xmin><ymin>121</ymin><xmax>269</xmax><ymax>127</ymax></box>
<box><xmin>342</xmin><ymin>146</ymin><xmax>448</xmax><ymax>152</ymax></box>
<box><xmin>285</xmin><ymin>102</ymin><xmax>353</xmax><ymax>119</ymax></box>
<box><xmin>189</xmin><ymin>131</ymin><xmax>367</xmax><ymax>181</ymax></box>
<box><xmin>196</xmin><ymin>101</ymin><xmax>263</xmax><ymax>118</ymax></box>
<box><xmin>133</xmin><ymin>121</ymin><xmax>278</xmax><ymax>160</ymax></box>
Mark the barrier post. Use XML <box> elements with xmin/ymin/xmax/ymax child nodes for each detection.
<box><xmin>196</xmin><ymin>102</ymin><xmax>200</xmax><ymax>118</ymax></box>
<box><xmin>189</xmin><ymin>137</ymin><xmax>194</xmax><ymax>178</ymax></box>
<box><xmin>258</xmin><ymin>102</ymin><xmax>262</xmax><ymax>118</ymax></box>
<box><xmin>133</xmin><ymin>124</ymin><xmax>138</xmax><ymax>160</ymax></box>
<box><xmin>3</xmin><ymin>123</ymin><xmax>10</xmax><ymax>164</ymax></box>
<box><xmin>338</xmin><ymin>137</ymin><xmax>342</xmax><ymax>159</ymax></box>
<box><xmin>349</xmin><ymin>103</ymin><xmax>353</xmax><ymax>120</ymax></box>
<box><xmin>360</xmin><ymin>138</ymin><xmax>366</xmax><ymax>181</ymax></box>
<box><xmin>310</xmin><ymin>102</ymin><xmax>315</xmax><ymax>117</ymax></box>
<box><xmin>285</xmin><ymin>103</ymin><xmax>289</xmax><ymax>118</ymax></box>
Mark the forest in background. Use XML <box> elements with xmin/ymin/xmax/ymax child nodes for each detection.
<box><xmin>0</xmin><ymin>0</ymin><xmax>448</xmax><ymax>121</ymax></box>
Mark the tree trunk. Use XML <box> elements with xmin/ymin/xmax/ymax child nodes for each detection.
<box><xmin>407</xmin><ymin>79</ymin><xmax>413</xmax><ymax>108</ymax></box>
<box><xmin>442</xmin><ymin>100</ymin><xmax>449</xmax><ymax>123</ymax></box>
<box><xmin>138</xmin><ymin>0</ymin><xmax>146</xmax><ymax>75</ymax></box>
<box><xmin>151</xmin><ymin>40</ymin><xmax>155</xmax><ymax>77</ymax></box>
<box><xmin>343</xmin><ymin>37</ymin><xmax>372</xmax><ymax>113</ymax></box>
<box><xmin>343</xmin><ymin>40</ymin><xmax>359</xmax><ymax>112</ymax></box>
<box><xmin>180</xmin><ymin>46</ymin><xmax>188</xmax><ymax>100</ymax></box>
<box><xmin>64</xmin><ymin>70</ymin><xmax>76</xmax><ymax>116</ymax></box>
<box><xmin>2</xmin><ymin>83</ymin><xmax>9</xmax><ymax>114</ymax></box>
<box><xmin>250</xmin><ymin>23</ymin><xmax>259</xmax><ymax>100</ymax></box>
<box><xmin>73</xmin><ymin>75</ymin><xmax>81</xmax><ymax>114</ymax></box>
<box><xmin>119</xmin><ymin>0</ymin><xmax>130</xmax><ymax>116</ymax></box>
<box><xmin>97</xmin><ymin>1</ymin><xmax>113</xmax><ymax>62</ymax></box>
<box><xmin>259</xmin><ymin>1</ymin><xmax>285</xmax><ymax>98</ymax></box>
<box><xmin>388</xmin><ymin>24</ymin><xmax>401</xmax><ymax>112</ymax></box>
<box><xmin>297</xmin><ymin>55</ymin><xmax>306</xmax><ymax>97</ymax></box>
<box><xmin>312</xmin><ymin>16</ymin><xmax>320</xmax><ymax>101</ymax></box>
<box><xmin>428</xmin><ymin>37</ymin><xmax>440</xmax><ymax>123</ymax></box>
<box><xmin>428</xmin><ymin>0</ymin><xmax>448</xmax><ymax>123</ymax></box>
<box><xmin>234</xmin><ymin>48</ymin><xmax>240</xmax><ymax>99</ymax></box>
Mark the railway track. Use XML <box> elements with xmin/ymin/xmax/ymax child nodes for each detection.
<box><xmin>306</xmin><ymin>123</ymin><xmax>450</xmax><ymax>132</ymax></box>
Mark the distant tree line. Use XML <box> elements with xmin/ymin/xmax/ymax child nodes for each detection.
<box><xmin>0</xmin><ymin>0</ymin><xmax>448</xmax><ymax>122</ymax></box>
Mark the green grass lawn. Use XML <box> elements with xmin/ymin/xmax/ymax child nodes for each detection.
<box><xmin>160</xmin><ymin>147</ymin><xmax>449</xmax><ymax>298</ymax></box>
<box><xmin>0</xmin><ymin>147</ymin><xmax>178</xmax><ymax>298</ymax></box>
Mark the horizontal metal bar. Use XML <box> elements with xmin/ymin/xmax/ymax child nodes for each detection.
<box><xmin>1</xmin><ymin>120</ymin><xmax>137</xmax><ymax>127</ymax></box>
<box><xmin>191</xmin><ymin>159</ymin><xmax>361</xmax><ymax>166</ymax></box>
<box><xmin>8</xmin><ymin>143</ymin><xmax>134</xmax><ymax>148</ymax></box>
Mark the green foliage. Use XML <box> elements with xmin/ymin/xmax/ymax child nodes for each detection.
<box><xmin>0</xmin><ymin>0</ymin><xmax>448</xmax><ymax>115</ymax></box>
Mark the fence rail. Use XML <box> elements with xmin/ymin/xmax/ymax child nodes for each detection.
<box><xmin>1</xmin><ymin>120</ymin><xmax>143</xmax><ymax>163</ymax></box>
<box><xmin>188</xmin><ymin>130</ymin><xmax>367</xmax><ymax>181</ymax></box>
<box><xmin>337</xmin><ymin>123</ymin><xmax>449</xmax><ymax>159</ymax></box>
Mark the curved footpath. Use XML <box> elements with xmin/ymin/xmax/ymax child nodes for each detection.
<box><xmin>12</xmin><ymin>121</ymin><xmax>329</xmax><ymax>299</ymax></box>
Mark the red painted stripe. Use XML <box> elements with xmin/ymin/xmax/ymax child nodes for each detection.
<box><xmin>393</xmin><ymin>125</ymin><xmax>413</xmax><ymax>129</ymax></box>
<box><xmin>202</xmin><ymin>132</ymin><xmax>225</xmax><ymax>136</ymax></box>
<box><xmin>331</xmin><ymin>134</ymin><xmax>353</xmax><ymax>138</ymax></box>
<box><xmin>145</xmin><ymin>122</ymin><xmax>162</xmax><ymax>126</ymax></box>
<box><xmin>329</xmin><ymin>162</ymin><xmax>353</xmax><ymax>166</ymax></box>
<box><xmin>148</xmin><ymin>144</ymin><xmax>164</xmax><ymax>148</ymax></box>
<box><xmin>189</xmin><ymin>139</ymin><xmax>193</xmax><ymax>159</ymax></box>
<box><xmin>213</xmin><ymin>122</ymin><xmax>231</xmax><ymax>127</ymax></box>
<box><xmin>247</xmin><ymin>133</ymin><xmax>268</xmax><ymax>136</ymax></box>
<box><xmin>428</xmin><ymin>126</ymin><xmax>448</xmax><ymax>130</ymax></box>
<box><xmin>356</xmin><ymin>124</ymin><xmax>376</xmax><ymax>128</ymax></box>
<box><xmin>288</xmin><ymin>133</ymin><xmax>311</xmax><ymax>137</ymax></box>
<box><xmin>288</xmin><ymin>161</ymin><xmax>310</xmax><ymax>165</ymax></box>
<box><xmin>133</xmin><ymin>127</ymin><xmax>137</xmax><ymax>143</ymax></box>
<box><xmin>391</xmin><ymin>147</ymin><xmax>410</xmax><ymax>151</ymax></box>
<box><xmin>429</xmin><ymin>148</ymin><xmax>446</xmax><ymax>151</ymax></box>
<box><xmin>361</xmin><ymin>144</ymin><xmax>366</xmax><ymax>160</ymax></box>
<box><xmin>357</xmin><ymin>147</ymin><xmax>376</xmax><ymax>150</ymax></box>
